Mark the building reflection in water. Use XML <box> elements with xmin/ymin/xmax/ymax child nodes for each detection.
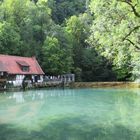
<box><xmin>13</xmin><ymin>92</ymin><xmax>25</xmax><ymax>103</ymax></box>
<box><xmin>46</xmin><ymin>89</ymin><xmax>75</xmax><ymax>97</ymax></box>
<box><xmin>8</xmin><ymin>89</ymin><xmax>76</xmax><ymax>103</ymax></box>
<box><xmin>29</xmin><ymin>89</ymin><xmax>76</xmax><ymax>100</ymax></box>
<box><xmin>38</xmin><ymin>92</ymin><xmax>44</xmax><ymax>99</ymax></box>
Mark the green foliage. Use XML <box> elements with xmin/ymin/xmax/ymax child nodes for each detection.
<box><xmin>42</xmin><ymin>28</ymin><xmax>73</xmax><ymax>75</ymax></box>
<box><xmin>66</xmin><ymin>14</ymin><xmax>91</xmax><ymax>67</ymax></box>
<box><xmin>0</xmin><ymin>0</ymin><xmax>52</xmax><ymax>57</ymax></box>
<box><xmin>0</xmin><ymin>21</ymin><xmax>21</xmax><ymax>55</ymax></box>
<box><xmin>48</xmin><ymin>0</ymin><xmax>86</xmax><ymax>24</ymax></box>
<box><xmin>88</xmin><ymin>0</ymin><xmax>140</xmax><ymax>81</ymax></box>
<box><xmin>65</xmin><ymin>13</ymin><xmax>116</xmax><ymax>81</ymax></box>
<box><xmin>74</xmin><ymin>67</ymin><xmax>82</xmax><ymax>82</ymax></box>
<box><xmin>81</xmin><ymin>48</ymin><xmax>116</xmax><ymax>81</ymax></box>
<box><xmin>0</xmin><ymin>0</ymin><xmax>139</xmax><ymax>81</ymax></box>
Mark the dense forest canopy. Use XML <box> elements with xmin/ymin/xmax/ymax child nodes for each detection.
<box><xmin>0</xmin><ymin>0</ymin><xmax>140</xmax><ymax>81</ymax></box>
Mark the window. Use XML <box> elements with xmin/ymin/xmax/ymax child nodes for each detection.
<box><xmin>35</xmin><ymin>75</ymin><xmax>40</xmax><ymax>82</ymax></box>
<box><xmin>16</xmin><ymin>61</ymin><xmax>30</xmax><ymax>72</ymax></box>
<box><xmin>22</xmin><ymin>66</ymin><xmax>29</xmax><ymax>72</ymax></box>
<box><xmin>8</xmin><ymin>75</ymin><xmax>16</xmax><ymax>81</ymax></box>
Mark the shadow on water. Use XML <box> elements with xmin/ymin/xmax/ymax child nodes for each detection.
<box><xmin>0</xmin><ymin>116</ymin><xmax>139</xmax><ymax>140</ymax></box>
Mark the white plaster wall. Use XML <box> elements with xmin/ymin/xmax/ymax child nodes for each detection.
<box><xmin>38</xmin><ymin>75</ymin><xmax>44</xmax><ymax>83</ymax></box>
<box><xmin>12</xmin><ymin>75</ymin><xmax>43</xmax><ymax>86</ymax></box>
<box><xmin>13</xmin><ymin>75</ymin><xmax>25</xmax><ymax>86</ymax></box>
<box><xmin>32</xmin><ymin>75</ymin><xmax>35</xmax><ymax>82</ymax></box>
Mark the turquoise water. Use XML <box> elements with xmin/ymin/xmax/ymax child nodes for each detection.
<box><xmin>0</xmin><ymin>88</ymin><xmax>140</xmax><ymax>140</ymax></box>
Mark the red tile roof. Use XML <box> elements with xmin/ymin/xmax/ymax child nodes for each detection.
<box><xmin>16</xmin><ymin>60</ymin><xmax>30</xmax><ymax>67</ymax></box>
<box><xmin>0</xmin><ymin>55</ymin><xmax>44</xmax><ymax>75</ymax></box>
<box><xmin>0</xmin><ymin>61</ymin><xmax>7</xmax><ymax>72</ymax></box>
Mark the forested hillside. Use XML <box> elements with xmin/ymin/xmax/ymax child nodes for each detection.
<box><xmin>0</xmin><ymin>0</ymin><xmax>140</xmax><ymax>81</ymax></box>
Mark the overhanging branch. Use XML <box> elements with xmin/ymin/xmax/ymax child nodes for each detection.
<box><xmin>125</xmin><ymin>38</ymin><xmax>140</xmax><ymax>50</ymax></box>
<box><xmin>123</xmin><ymin>25</ymin><xmax>140</xmax><ymax>41</ymax></box>
<box><xmin>118</xmin><ymin>0</ymin><xmax>140</xmax><ymax>18</ymax></box>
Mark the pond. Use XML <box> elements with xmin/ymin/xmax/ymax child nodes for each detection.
<box><xmin>0</xmin><ymin>88</ymin><xmax>140</xmax><ymax>140</ymax></box>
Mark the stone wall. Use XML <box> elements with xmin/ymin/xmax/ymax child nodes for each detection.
<box><xmin>71</xmin><ymin>82</ymin><xmax>140</xmax><ymax>88</ymax></box>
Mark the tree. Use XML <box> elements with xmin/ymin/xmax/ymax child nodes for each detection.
<box><xmin>0</xmin><ymin>21</ymin><xmax>22</xmax><ymax>55</ymax></box>
<box><xmin>48</xmin><ymin>0</ymin><xmax>86</xmax><ymax>24</ymax></box>
<box><xmin>66</xmin><ymin>13</ymin><xmax>93</xmax><ymax>81</ymax></box>
<box><xmin>88</xmin><ymin>0</ymin><xmax>140</xmax><ymax>80</ymax></box>
<box><xmin>1</xmin><ymin>0</ymin><xmax>137</xmax><ymax>81</ymax></box>
<box><xmin>0</xmin><ymin>0</ymin><xmax>52</xmax><ymax>57</ymax></box>
<box><xmin>42</xmin><ymin>26</ymin><xmax>73</xmax><ymax>75</ymax></box>
<box><xmin>65</xmin><ymin>13</ymin><xmax>116</xmax><ymax>81</ymax></box>
<box><xmin>66</xmin><ymin>14</ymin><xmax>91</xmax><ymax>66</ymax></box>
<box><xmin>81</xmin><ymin>47</ymin><xmax>116</xmax><ymax>81</ymax></box>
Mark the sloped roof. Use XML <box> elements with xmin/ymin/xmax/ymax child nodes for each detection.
<box><xmin>0</xmin><ymin>61</ymin><xmax>7</xmax><ymax>72</ymax></box>
<box><xmin>0</xmin><ymin>55</ymin><xmax>44</xmax><ymax>75</ymax></box>
<box><xmin>16</xmin><ymin>60</ymin><xmax>30</xmax><ymax>67</ymax></box>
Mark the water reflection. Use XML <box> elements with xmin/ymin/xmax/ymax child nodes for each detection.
<box><xmin>31</xmin><ymin>92</ymin><xmax>44</xmax><ymax>100</ymax></box>
<box><xmin>7</xmin><ymin>89</ymin><xmax>76</xmax><ymax>104</ymax></box>
<box><xmin>9</xmin><ymin>92</ymin><xmax>25</xmax><ymax>103</ymax></box>
<box><xmin>1</xmin><ymin>88</ymin><xmax>140</xmax><ymax>139</ymax></box>
<box><xmin>133</xmin><ymin>88</ymin><xmax>140</xmax><ymax>96</ymax></box>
